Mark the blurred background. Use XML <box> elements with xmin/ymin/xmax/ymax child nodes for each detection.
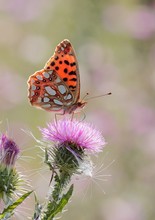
<box><xmin>1</xmin><ymin>0</ymin><xmax>155</xmax><ymax>219</ymax></box>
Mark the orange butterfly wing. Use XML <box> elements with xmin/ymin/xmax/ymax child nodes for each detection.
<box><xmin>27</xmin><ymin>39</ymin><xmax>81</xmax><ymax>113</ymax></box>
<box><xmin>44</xmin><ymin>39</ymin><xmax>80</xmax><ymax>101</ymax></box>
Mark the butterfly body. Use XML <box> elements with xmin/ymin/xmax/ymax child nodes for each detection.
<box><xmin>27</xmin><ymin>39</ymin><xmax>86</xmax><ymax>114</ymax></box>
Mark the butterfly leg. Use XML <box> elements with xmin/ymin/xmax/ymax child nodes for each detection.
<box><xmin>54</xmin><ymin>113</ymin><xmax>58</xmax><ymax>124</ymax></box>
<box><xmin>81</xmin><ymin>110</ymin><xmax>86</xmax><ymax>121</ymax></box>
<box><xmin>71</xmin><ymin>112</ymin><xmax>75</xmax><ymax>121</ymax></box>
<box><xmin>72</xmin><ymin>110</ymin><xmax>86</xmax><ymax>122</ymax></box>
<box><xmin>54</xmin><ymin>110</ymin><xmax>66</xmax><ymax>124</ymax></box>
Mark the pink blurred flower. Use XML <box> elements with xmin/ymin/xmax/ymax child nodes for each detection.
<box><xmin>125</xmin><ymin>6</ymin><xmax>155</xmax><ymax>39</ymax></box>
<box><xmin>1</xmin><ymin>0</ymin><xmax>46</xmax><ymax>22</ymax></box>
<box><xmin>101</xmin><ymin>198</ymin><xmax>145</xmax><ymax>220</ymax></box>
<box><xmin>0</xmin><ymin>68</ymin><xmax>25</xmax><ymax>110</ymax></box>
<box><xmin>130</xmin><ymin>106</ymin><xmax>155</xmax><ymax>134</ymax></box>
<box><xmin>102</xmin><ymin>5</ymin><xmax>155</xmax><ymax>39</ymax></box>
<box><xmin>40</xmin><ymin>118</ymin><xmax>106</xmax><ymax>153</ymax></box>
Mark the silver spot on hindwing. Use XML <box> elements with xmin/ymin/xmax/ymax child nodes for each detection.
<box><xmin>53</xmin><ymin>99</ymin><xmax>63</xmax><ymax>105</ymax></box>
<box><xmin>66</xmin><ymin>102</ymin><xmax>72</xmax><ymax>106</ymax></box>
<box><xmin>42</xmin><ymin>104</ymin><xmax>51</xmax><ymax>108</ymax></box>
<box><xmin>32</xmin><ymin>85</ymin><xmax>36</xmax><ymax>90</ymax></box>
<box><xmin>43</xmin><ymin>72</ymin><xmax>50</xmax><ymax>78</ymax></box>
<box><xmin>31</xmin><ymin>91</ymin><xmax>35</xmax><ymax>96</ymax></box>
<box><xmin>58</xmin><ymin>85</ymin><xmax>66</xmax><ymax>94</ymax></box>
<box><xmin>43</xmin><ymin>97</ymin><xmax>50</xmax><ymax>103</ymax></box>
<box><xmin>48</xmin><ymin>70</ymin><xmax>53</xmax><ymax>75</ymax></box>
<box><xmin>36</xmin><ymin>75</ymin><xmax>43</xmax><ymax>80</ymax></box>
<box><xmin>55</xmin><ymin>77</ymin><xmax>61</xmax><ymax>83</ymax></box>
<box><xmin>45</xmin><ymin>86</ymin><xmax>56</xmax><ymax>95</ymax></box>
<box><xmin>64</xmin><ymin>94</ymin><xmax>72</xmax><ymax>100</ymax></box>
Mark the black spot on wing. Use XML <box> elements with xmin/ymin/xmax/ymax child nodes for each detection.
<box><xmin>55</xmin><ymin>66</ymin><xmax>59</xmax><ymax>70</ymax></box>
<box><xmin>63</xmin><ymin>77</ymin><xmax>68</xmax><ymax>81</ymax></box>
<box><xmin>64</xmin><ymin>60</ymin><xmax>70</xmax><ymax>65</ymax></box>
<box><xmin>64</xmin><ymin>68</ymin><xmax>68</xmax><ymax>73</ymax></box>
<box><xmin>70</xmin><ymin>78</ymin><xmax>77</xmax><ymax>81</ymax></box>
<box><xmin>51</xmin><ymin>61</ymin><xmax>55</xmax><ymax>66</ymax></box>
<box><xmin>68</xmin><ymin>71</ymin><xmax>76</xmax><ymax>75</ymax></box>
<box><xmin>69</xmin><ymin>85</ymin><xmax>76</xmax><ymax>89</ymax></box>
<box><xmin>55</xmin><ymin>56</ymin><xmax>59</xmax><ymax>60</ymax></box>
<box><xmin>70</xmin><ymin>62</ymin><xmax>76</xmax><ymax>67</ymax></box>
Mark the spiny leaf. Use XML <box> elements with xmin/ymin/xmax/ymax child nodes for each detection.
<box><xmin>46</xmin><ymin>184</ymin><xmax>73</xmax><ymax>220</ymax></box>
<box><xmin>0</xmin><ymin>191</ymin><xmax>33</xmax><ymax>219</ymax></box>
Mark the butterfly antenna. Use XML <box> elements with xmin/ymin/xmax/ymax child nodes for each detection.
<box><xmin>81</xmin><ymin>92</ymin><xmax>89</xmax><ymax>102</ymax></box>
<box><xmin>85</xmin><ymin>92</ymin><xmax>112</xmax><ymax>101</ymax></box>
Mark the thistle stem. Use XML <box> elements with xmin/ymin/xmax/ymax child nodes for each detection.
<box><xmin>52</xmin><ymin>170</ymin><xmax>71</xmax><ymax>202</ymax></box>
<box><xmin>42</xmin><ymin>170</ymin><xmax>72</xmax><ymax>220</ymax></box>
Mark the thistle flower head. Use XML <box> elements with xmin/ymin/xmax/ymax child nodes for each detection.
<box><xmin>0</xmin><ymin>134</ymin><xmax>20</xmax><ymax>203</ymax></box>
<box><xmin>0</xmin><ymin>134</ymin><xmax>20</xmax><ymax>167</ymax></box>
<box><xmin>40</xmin><ymin>118</ymin><xmax>105</xmax><ymax>154</ymax></box>
<box><xmin>40</xmin><ymin>118</ymin><xmax>106</xmax><ymax>177</ymax></box>
<box><xmin>39</xmin><ymin>119</ymin><xmax>107</xmax><ymax>219</ymax></box>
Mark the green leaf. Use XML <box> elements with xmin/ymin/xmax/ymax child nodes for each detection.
<box><xmin>47</xmin><ymin>184</ymin><xmax>73</xmax><ymax>220</ymax></box>
<box><xmin>0</xmin><ymin>191</ymin><xmax>33</xmax><ymax>220</ymax></box>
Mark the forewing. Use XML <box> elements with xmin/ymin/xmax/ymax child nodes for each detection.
<box><xmin>44</xmin><ymin>39</ymin><xmax>80</xmax><ymax>103</ymax></box>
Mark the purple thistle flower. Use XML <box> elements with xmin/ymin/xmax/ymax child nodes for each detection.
<box><xmin>40</xmin><ymin>118</ymin><xmax>106</xmax><ymax>153</ymax></box>
<box><xmin>0</xmin><ymin>134</ymin><xmax>20</xmax><ymax>167</ymax></box>
<box><xmin>39</xmin><ymin>119</ymin><xmax>107</xmax><ymax>219</ymax></box>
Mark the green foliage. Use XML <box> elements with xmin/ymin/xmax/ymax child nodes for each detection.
<box><xmin>33</xmin><ymin>144</ymin><xmax>77</xmax><ymax>220</ymax></box>
<box><xmin>42</xmin><ymin>184</ymin><xmax>73</xmax><ymax>220</ymax></box>
<box><xmin>46</xmin><ymin>143</ymin><xmax>84</xmax><ymax>175</ymax></box>
<box><xmin>0</xmin><ymin>167</ymin><xmax>20</xmax><ymax>203</ymax></box>
<box><xmin>52</xmin><ymin>171</ymin><xmax>71</xmax><ymax>202</ymax></box>
<box><xmin>0</xmin><ymin>191</ymin><xmax>32</xmax><ymax>220</ymax></box>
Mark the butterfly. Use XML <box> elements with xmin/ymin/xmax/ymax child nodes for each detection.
<box><xmin>27</xmin><ymin>39</ymin><xmax>86</xmax><ymax>114</ymax></box>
